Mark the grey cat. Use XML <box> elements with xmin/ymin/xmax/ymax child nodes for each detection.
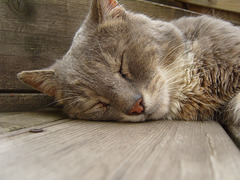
<box><xmin>18</xmin><ymin>0</ymin><xmax>240</xmax><ymax>125</ymax></box>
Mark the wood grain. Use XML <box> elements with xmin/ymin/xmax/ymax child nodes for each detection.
<box><xmin>176</xmin><ymin>0</ymin><xmax>240</xmax><ymax>13</ymax></box>
<box><xmin>181</xmin><ymin>3</ymin><xmax>240</xmax><ymax>25</ymax></box>
<box><xmin>0</xmin><ymin>0</ymin><xmax>89</xmax><ymax>91</ymax></box>
<box><xmin>0</xmin><ymin>119</ymin><xmax>240</xmax><ymax>180</ymax></box>
<box><xmin>145</xmin><ymin>0</ymin><xmax>183</xmax><ymax>8</ymax></box>
<box><xmin>0</xmin><ymin>93</ymin><xmax>54</xmax><ymax>112</ymax></box>
<box><xmin>0</xmin><ymin>0</ymin><xmax>197</xmax><ymax>91</ymax></box>
<box><xmin>0</xmin><ymin>108</ymin><xmax>66</xmax><ymax>134</ymax></box>
<box><xmin>122</xmin><ymin>0</ymin><xmax>198</xmax><ymax>21</ymax></box>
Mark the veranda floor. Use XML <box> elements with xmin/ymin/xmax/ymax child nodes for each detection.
<box><xmin>0</xmin><ymin>108</ymin><xmax>240</xmax><ymax>180</ymax></box>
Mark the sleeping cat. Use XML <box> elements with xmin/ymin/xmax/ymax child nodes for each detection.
<box><xmin>17</xmin><ymin>0</ymin><xmax>240</xmax><ymax>125</ymax></box>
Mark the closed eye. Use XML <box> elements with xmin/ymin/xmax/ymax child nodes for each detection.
<box><xmin>119</xmin><ymin>53</ymin><xmax>129</xmax><ymax>79</ymax></box>
<box><xmin>92</xmin><ymin>101</ymin><xmax>110</xmax><ymax>111</ymax></box>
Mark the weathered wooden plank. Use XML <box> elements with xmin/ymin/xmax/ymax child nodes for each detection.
<box><xmin>0</xmin><ymin>112</ymin><xmax>24</xmax><ymax>118</ymax></box>
<box><xmin>148</xmin><ymin>0</ymin><xmax>240</xmax><ymax>25</ymax></box>
<box><xmin>0</xmin><ymin>119</ymin><xmax>239</xmax><ymax>180</ymax></box>
<box><xmin>0</xmin><ymin>108</ymin><xmax>66</xmax><ymax>134</ymax></box>
<box><xmin>0</xmin><ymin>0</ymin><xmax>197</xmax><ymax>91</ymax></box>
<box><xmin>182</xmin><ymin>3</ymin><xmax>240</xmax><ymax>25</ymax></box>
<box><xmin>0</xmin><ymin>93</ymin><xmax>54</xmax><ymax>112</ymax></box>
<box><xmin>122</xmin><ymin>0</ymin><xmax>197</xmax><ymax>21</ymax></box>
<box><xmin>146</xmin><ymin>0</ymin><xmax>183</xmax><ymax>8</ymax></box>
<box><xmin>0</xmin><ymin>0</ymin><xmax>89</xmax><ymax>91</ymax></box>
<box><xmin>176</xmin><ymin>0</ymin><xmax>240</xmax><ymax>13</ymax></box>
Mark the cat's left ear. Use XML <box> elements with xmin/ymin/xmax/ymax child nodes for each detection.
<box><xmin>17</xmin><ymin>70</ymin><xmax>58</xmax><ymax>97</ymax></box>
<box><xmin>90</xmin><ymin>0</ymin><xmax>125</xmax><ymax>23</ymax></box>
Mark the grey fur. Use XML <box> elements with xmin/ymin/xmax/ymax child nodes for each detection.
<box><xmin>18</xmin><ymin>0</ymin><xmax>240</xmax><ymax>125</ymax></box>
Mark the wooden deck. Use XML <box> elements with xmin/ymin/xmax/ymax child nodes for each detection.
<box><xmin>1</xmin><ymin>0</ymin><xmax>240</xmax><ymax>179</ymax></box>
<box><xmin>1</xmin><ymin>109</ymin><xmax>240</xmax><ymax>180</ymax></box>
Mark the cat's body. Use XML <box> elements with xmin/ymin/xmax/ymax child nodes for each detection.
<box><xmin>18</xmin><ymin>0</ymin><xmax>240</xmax><ymax>125</ymax></box>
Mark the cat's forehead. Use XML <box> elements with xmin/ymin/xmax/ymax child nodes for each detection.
<box><xmin>97</xmin><ymin>19</ymin><xmax>129</xmax><ymax>35</ymax></box>
<box><xmin>92</xmin><ymin>12</ymin><xmax>149</xmax><ymax>38</ymax></box>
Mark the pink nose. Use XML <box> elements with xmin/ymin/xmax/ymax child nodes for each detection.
<box><xmin>128</xmin><ymin>98</ymin><xmax>144</xmax><ymax>115</ymax></box>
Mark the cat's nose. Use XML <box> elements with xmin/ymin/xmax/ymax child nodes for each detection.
<box><xmin>128</xmin><ymin>98</ymin><xmax>144</xmax><ymax>115</ymax></box>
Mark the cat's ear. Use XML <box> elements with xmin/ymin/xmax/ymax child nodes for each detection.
<box><xmin>17</xmin><ymin>70</ymin><xmax>58</xmax><ymax>97</ymax></box>
<box><xmin>90</xmin><ymin>0</ymin><xmax>125</xmax><ymax>23</ymax></box>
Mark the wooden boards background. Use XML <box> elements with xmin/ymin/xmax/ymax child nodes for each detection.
<box><xmin>0</xmin><ymin>108</ymin><xmax>66</xmax><ymax>133</ymax></box>
<box><xmin>176</xmin><ymin>0</ymin><xmax>240</xmax><ymax>13</ymax></box>
<box><xmin>1</xmin><ymin>2</ymin><xmax>239</xmax><ymax>178</ymax></box>
<box><xmin>0</xmin><ymin>117</ymin><xmax>240</xmax><ymax>180</ymax></box>
<box><xmin>0</xmin><ymin>93</ymin><xmax>53</xmax><ymax>111</ymax></box>
<box><xmin>0</xmin><ymin>0</ymin><xmax>89</xmax><ymax>91</ymax></box>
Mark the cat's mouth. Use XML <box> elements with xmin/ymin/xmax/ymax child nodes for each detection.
<box><xmin>119</xmin><ymin>100</ymin><xmax>153</xmax><ymax>122</ymax></box>
<box><xmin>119</xmin><ymin>96</ymin><xmax>167</xmax><ymax>122</ymax></box>
<box><xmin>120</xmin><ymin>110</ymin><xmax>160</xmax><ymax>122</ymax></box>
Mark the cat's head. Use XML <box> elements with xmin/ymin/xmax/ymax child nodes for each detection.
<box><xmin>17</xmin><ymin>0</ymin><xmax>184</xmax><ymax>122</ymax></box>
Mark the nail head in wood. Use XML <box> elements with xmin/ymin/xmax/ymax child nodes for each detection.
<box><xmin>29</xmin><ymin>128</ymin><xmax>44</xmax><ymax>133</ymax></box>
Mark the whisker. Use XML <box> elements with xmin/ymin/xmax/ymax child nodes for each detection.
<box><xmin>57</xmin><ymin>96</ymin><xmax>81</xmax><ymax>102</ymax></box>
<box><xmin>164</xmin><ymin>49</ymin><xmax>193</xmax><ymax>72</ymax></box>
<box><xmin>62</xmin><ymin>90</ymin><xmax>80</xmax><ymax>93</ymax></box>
<box><xmin>160</xmin><ymin>42</ymin><xmax>187</xmax><ymax>65</ymax></box>
<box><xmin>96</xmin><ymin>39</ymin><xmax>104</xmax><ymax>55</ymax></box>
<box><xmin>38</xmin><ymin>101</ymin><xmax>60</xmax><ymax>110</ymax></box>
<box><xmin>64</xmin><ymin>98</ymin><xmax>82</xmax><ymax>109</ymax></box>
<box><xmin>87</xmin><ymin>47</ymin><xmax>104</xmax><ymax>58</ymax></box>
<box><xmin>38</xmin><ymin>96</ymin><xmax>80</xmax><ymax>110</ymax></box>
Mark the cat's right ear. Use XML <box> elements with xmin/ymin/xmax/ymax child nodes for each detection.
<box><xmin>89</xmin><ymin>0</ymin><xmax>125</xmax><ymax>23</ymax></box>
<box><xmin>17</xmin><ymin>70</ymin><xmax>58</xmax><ymax>97</ymax></box>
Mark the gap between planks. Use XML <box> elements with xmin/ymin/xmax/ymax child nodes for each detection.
<box><xmin>0</xmin><ymin>118</ymin><xmax>240</xmax><ymax>180</ymax></box>
<box><xmin>0</xmin><ymin>108</ymin><xmax>66</xmax><ymax>133</ymax></box>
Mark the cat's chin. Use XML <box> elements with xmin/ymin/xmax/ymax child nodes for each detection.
<box><xmin>118</xmin><ymin>111</ymin><xmax>168</xmax><ymax>123</ymax></box>
<box><xmin>146</xmin><ymin>107</ymin><xmax>168</xmax><ymax>120</ymax></box>
<box><xmin>141</xmin><ymin>91</ymin><xmax>170</xmax><ymax>121</ymax></box>
<box><xmin>119</xmin><ymin>106</ymin><xmax>168</xmax><ymax>122</ymax></box>
<box><xmin>119</xmin><ymin>114</ymin><xmax>147</xmax><ymax>122</ymax></box>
